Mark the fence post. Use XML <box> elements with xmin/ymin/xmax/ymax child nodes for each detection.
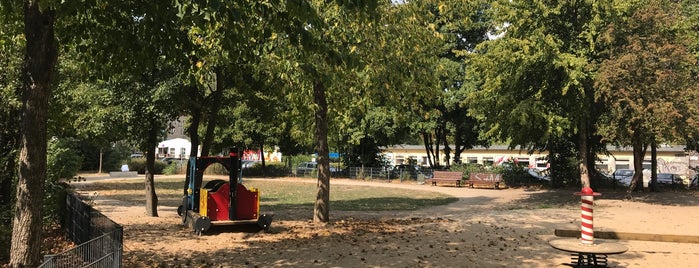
<box><xmin>113</xmin><ymin>226</ymin><xmax>123</xmax><ymax>268</ymax></box>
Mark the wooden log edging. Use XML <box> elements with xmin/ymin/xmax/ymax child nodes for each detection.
<box><xmin>555</xmin><ymin>228</ymin><xmax>699</xmax><ymax>244</ymax></box>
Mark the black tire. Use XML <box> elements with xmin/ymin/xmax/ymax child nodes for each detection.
<box><xmin>177</xmin><ymin>205</ymin><xmax>184</xmax><ymax>216</ymax></box>
<box><xmin>257</xmin><ymin>214</ymin><xmax>273</xmax><ymax>232</ymax></box>
<box><xmin>180</xmin><ymin>196</ymin><xmax>188</xmax><ymax>224</ymax></box>
<box><xmin>193</xmin><ymin>216</ymin><xmax>211</xmax><ymax>234</ymax></box>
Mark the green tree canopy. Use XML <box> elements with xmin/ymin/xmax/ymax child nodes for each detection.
<box><xmin>466</xmin><ymin>0</ymin><xmax>607</xmax><ymax>187</ymax></box>
<box><xmin>595</xmin><ymin>0</ymin><xmax>699</xmax><ymax>192</ymax></box>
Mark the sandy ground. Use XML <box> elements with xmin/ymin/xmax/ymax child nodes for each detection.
<box><xmin>75</xmin><ymin>175</ymin><xmax>699</xmax><ymax>268</ymax></box>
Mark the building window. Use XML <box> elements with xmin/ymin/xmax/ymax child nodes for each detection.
<box><xmin>615</xmin><ymin>160</ymin><xmax>630</xmax><ymax>170</ymax></box>
<box><xmin>395</xmin><ymin>156</ymin><xmax>404</xmax><ymax>165</ymax></box>
<box><xmin>467</xmin><ymin>157</ymin><xmax>478</xmax><ymax>164</ymax></box>
<box><xmin>483</xmin><ymin>157</ymin><xmax>494</xmax><ymax>166</ymax></box>
<box><xmin>517</xmin><ymin>157</ymin><xmax>529</xmax><ymax>166</ymax></box>
<box><xmin>596</xmin><ymin>159</ymin><xmax>608</xmax><ymax>173</ymax></box>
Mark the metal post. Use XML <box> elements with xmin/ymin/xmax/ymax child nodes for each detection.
<box><xmin>575</xmin><ymin>187</ymin><xmax>601</xmax><ymax>245</ymax></box>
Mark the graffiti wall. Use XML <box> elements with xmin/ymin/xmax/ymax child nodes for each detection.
<box><xmin>242</xmin><ymin>148</ymin><xmax>282</xmax><ymax>162</ymax></box>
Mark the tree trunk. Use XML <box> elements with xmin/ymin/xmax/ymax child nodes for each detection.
<box><xmin>184</xmin><ymin>98</ymin><xmax>202</xmax><ymax>195</ymax></box>
<box><xmin>98</xmin><ymin>147</ymin><xmax>103</xmax><ymax>174</ymax></box>
<box><xmin>144</xmin><ymin>120</ymin><xmax>159</xmax><ymax>217</ymax></box>
<box><xmin>441</xmin><ymin>120</ymin><xmax>450</xmax><ymax>168</ymax></box>
<box><xmin>188</xmin><ymin>86</ymin><xmax>202</xmax><ymax>158</ymax></box>
<box><xmin>577</xmin><ymin>120</ymin><xmax>591</xmax><ymax>188</ymax></box>
<box><xmin>313</xmin><ymin>81</ymin><xmax>330</xmax><ymax>223</ymax></box>
<box><xmin>422</xmin><ymin>132</ymin><xmax>434</xmax><ymax>168</ymax></box>
<box><xmin>434</xmin><ymin>128</ymin><xmax>441</xmax><ymax>168</ymax></box>
<box><xmin>650</xmin><ymin>139</ymin><xmax>657</xmax><ymax>192</ymax></box>
<box><xmin>11</xmin><ymin>2</ymin><xmax>56</xmax><ymax>267</ymax></box>
<box><xmin>201</xmin><ymin>69</ymin><xmax>224</xmax><ymax>156</ymax></box>
<box><xmin>453</xmin><ymin>126</ymin><xmax>463</xmax><ymax>164</ymax></box>
<box><xmin>627</xmin><ymin>136</ymin><xmax>647</xmax><ymax>196</ymax></box>
<box><xmin>260</xmin><ymin>142</ymin><xmax>266</xmax><ymax>167</ymax></box>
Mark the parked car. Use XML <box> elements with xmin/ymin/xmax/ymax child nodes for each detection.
<box><xmin>241</xmin><ymin>160</ymin><xmax>258</xmax><ymax>169</ymax></box>
<box><xmin>613</xmin><ymin>169</ymin><xmax>634</xmax><ymax>186</ymax></box>
<box><xmin>160</xmin><ymin>157</ymin><xmax>180</xmax><ymax>165</ymax></box>
<box><xmin>655</xmin><ymin>173</ymin><xmax>684</xmax><ymax>187</ymax></box>
<box><xmin>296</xmin><ymin>162</ymin><xmax>342</xmax><ymax>176</ymax></box>
<box><xmin>527</xmin><ymin>168</ymin><xmax>551</xmax><ymax>181</ymax></box>
<box><xmin>296</xmin><ymin>162</ymin><xmax>317</xmax><ymax>176</ymax></box>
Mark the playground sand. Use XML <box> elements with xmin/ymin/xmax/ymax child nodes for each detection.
<box><xmin>79</xmin><ymin>176</ymin><xmax>699</xmax><ymax>268</ymax></box>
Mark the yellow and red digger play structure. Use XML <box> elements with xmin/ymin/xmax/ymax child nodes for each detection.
<box><xmin>177</xmin><ymin>148</ymin><xmax>272</xmax><ymax>234</ymax></box>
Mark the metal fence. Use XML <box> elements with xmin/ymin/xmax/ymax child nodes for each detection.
<box><xmin>39</xmin><ymin>194</ymin><xmax>123</xmax><ymax>268</ymax></box>
<box><xmin>347</xmin><ymin>167</ymin><xmax>432</xmax><ymax>182</ymax></box>
<box><xmin>348</xmin><ymin>167</ymin><xmax>392</xmax><ymax>181</ymax></box>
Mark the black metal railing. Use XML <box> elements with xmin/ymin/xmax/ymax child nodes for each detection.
<box><xmin>39</xmin><ymin>194</ymin><xmax>122</xmax><ymax>268</ymax></box>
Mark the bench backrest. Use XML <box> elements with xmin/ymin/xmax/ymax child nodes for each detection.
<box><xmin>469</xmin><ymin>173</ymin><xmax>502</xmax><ymax>181</ymax></box>
<box><xmin>433</xmin><ymin>171</ymin><xmax>464</xmax><ymax>179</ymax></box>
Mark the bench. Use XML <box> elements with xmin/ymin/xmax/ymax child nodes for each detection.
<box><xmin>425</xmin><ymin>171</ymin><xmax>463</xmax><ymax>187</ymax></box>
<box><xmin>467</xmin><ymin>173</ymin><xmax>502</xmax><ymax>189</ymax></box>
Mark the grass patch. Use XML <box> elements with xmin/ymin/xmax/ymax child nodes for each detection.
<box><xmin>73</xmin><ymin>177</ymin><xmax>458</xmax><ymax>212</ymax></box>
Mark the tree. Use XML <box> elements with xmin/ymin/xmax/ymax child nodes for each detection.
<box><xmin>211</xmin><ymin>66</ymin><xmax>286</xmax><ymax>165</ymax></box>
<box><xmin>0</xmin><ymin>1</ymin><xmax>24</xmax><ymax>262</ymax></box>
<box><xmin>10</xmin><ymin>0</ymin><xmax>57</xmax><ymax>266</ymax></box>
<box><xmin>58</xmin><ymin>1</ymin><xmax>189</xmax><ymax>216</ymax></box>
<box><xmin>255</xmin><ymin>0</ymin><xmax>380</xmax><ymax>222</ymax></box>
<box><xmin>399</xmin><ymin>0</ymin><xmax>491</xmax><ymax>168</ymax></box>
<box><xmin>595</xmin><ymin>0</ymin><xmax>699</xmax><ymax>194</ymax></box>
<box><xmin>49</xmin><ymin>54</ymin><xmax>130</xmax><ymax>174</ymax></box>
<box><xmin>466</xmin><ymin>0</ymin><xmax>607</xmax><ymax>187</ymax></box>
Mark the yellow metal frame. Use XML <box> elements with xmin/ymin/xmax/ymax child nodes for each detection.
<box><xmin>199</xmin><ymin>188</ymin><xmax>208</xmax><ymax>217</ymax></box>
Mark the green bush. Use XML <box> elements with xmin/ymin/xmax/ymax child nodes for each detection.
<box><xmin>0</xmin><ymin>205</ymin><xmax>10</xmax><ymax>262</ymax></box>
<box><xmin>126</xmin><ymin>158</ymin><xmax>167</xmax><ymax>174</ymax></box>
<box><xmin>47</xmin><ymin>138</ymin><xmax>83</xmax><ymax>182</ymax></box>
<box><xmin>162</xmin><ymin>162</ymin><xmax>179</xmax><ymax>175</ymax></box>
<box><xmin>43</xmin><ymin>182</ymin><xmax>69</xmax><ymax>223</ymax></box>
<box><xmin>496</xmin><ymin>164</ymin><xmax>532</xmax><ymax>186</ymax></box>
<box><xmin>45</xmin><ymin>138</ymin><xmax>79</xmax><ymax>223</ymax></box>
<box><xmin>202</xmin><ymin>162</ymin><xmax>229</xmax><ymax>175</ymax></box>
<box><xmin>449</xmin><ymin>163</ymin><xmax>488</xmax><ymax>179</ymax></box>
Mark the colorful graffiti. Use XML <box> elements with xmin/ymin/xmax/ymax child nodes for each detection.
<box><xmin>242</xmin><ymin>149</ymin><xmax>282</xmax><ymax>162</ymax></box>
<box><xmin>657</xmin><ymin>158</ymin><xmax>689</xmax><ymax>175</ymax></box>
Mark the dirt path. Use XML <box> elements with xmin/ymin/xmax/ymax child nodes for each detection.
<box><xmin>78</xmin><ymin>176</ymin><xmax>699</xmax><ymax>267</ymax></box>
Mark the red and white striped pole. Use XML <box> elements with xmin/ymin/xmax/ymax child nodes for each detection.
<box><xmin>576</xmin><ymin>187</ymin><xmax>601</xmax><ymax>245</ymax></box>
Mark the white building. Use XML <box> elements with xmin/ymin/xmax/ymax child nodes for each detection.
<box><xmin>156</xmin><ymin>138</ymin><xmax>197</xmax><ymax>159</ymax></box>
<box><xmin>383</xmin><ymin>144</ymin><xmax>698</xmax><ymax>180</ymax></box>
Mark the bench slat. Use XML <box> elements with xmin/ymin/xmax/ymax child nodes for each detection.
<box><xmin>427</xmin><ymin>171</ymin><xmax>464</xmax><ymax>187</ymax></box>
<box><xmin>467</xmin><ymin>173</ymin><xmax>502</xmax><ymax>189</ymax></box>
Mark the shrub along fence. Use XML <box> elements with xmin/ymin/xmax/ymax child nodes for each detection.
<box><xmin>39</xmin><ymin>193</ymin><xmax>122</xmax><ymax>268</ymax></box>
<box><xmin>348</xmin><ymin>167</ymin><xmax>433</xmax><ymax>182</ymax></box>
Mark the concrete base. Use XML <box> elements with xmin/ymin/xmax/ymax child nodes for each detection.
<box><xmin>109</xmin><ymin>171</ymin><xmax>138</xmax><ymax>177</ymax></box>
